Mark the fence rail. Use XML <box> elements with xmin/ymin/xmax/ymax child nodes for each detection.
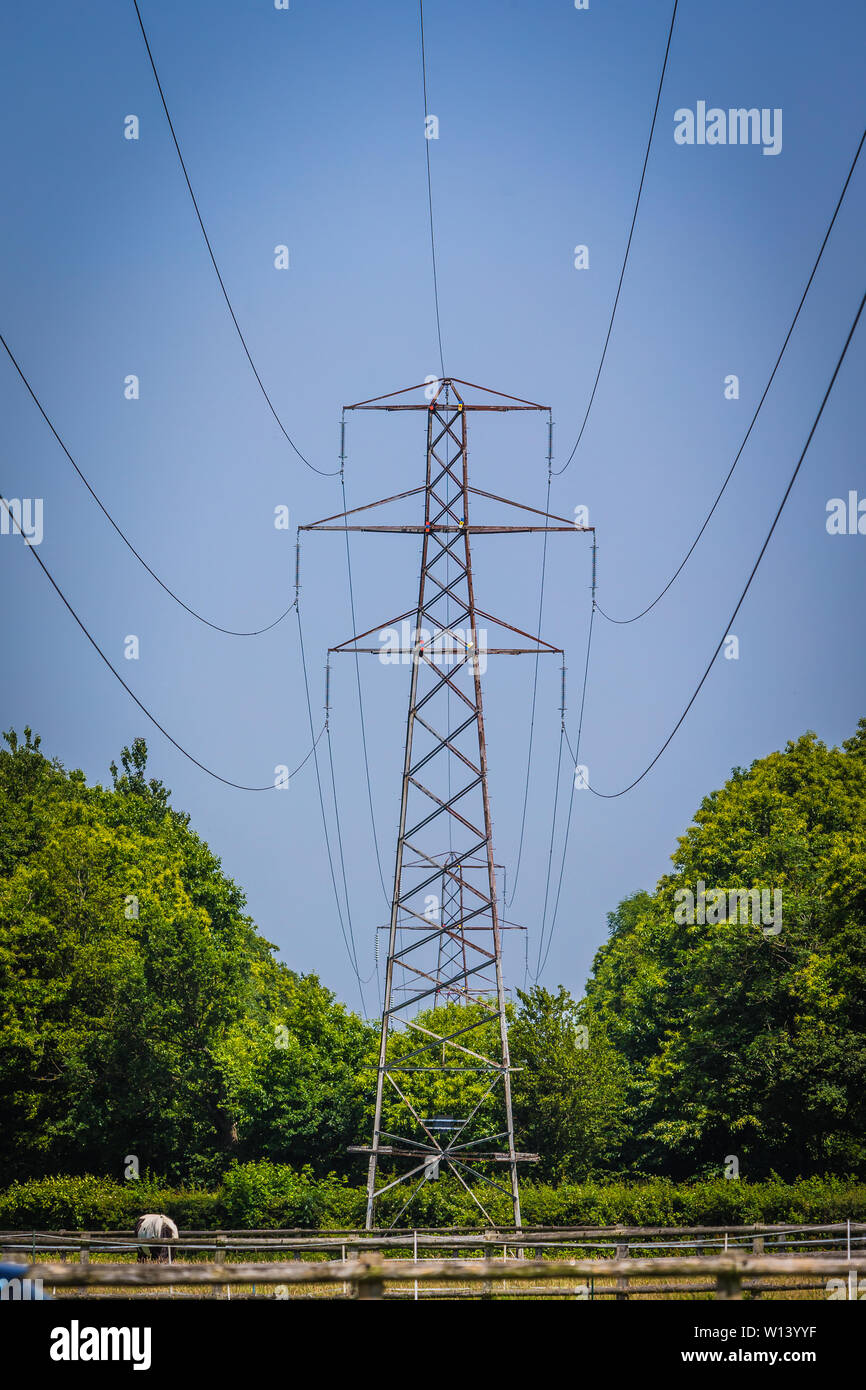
<box><xmin>4</xmin><ymin>1223</ymin><xmax>863</xmax><ymax>1300</ymax></box>
<box><xmin>10</xmin><ymin>1254</ymin><xmax>866</xmax><ymax>1300</ymax></box>
<box><xmin>1</xmin><ymin>1220</ymin><xmax>863</xmax><ymax>1258</ymax></box>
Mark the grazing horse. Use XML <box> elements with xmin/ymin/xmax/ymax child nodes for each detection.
<box><xmin>134</xmin><ymin>1213</ymin><xmax>179</xmax><ymax>1264</ymax></box>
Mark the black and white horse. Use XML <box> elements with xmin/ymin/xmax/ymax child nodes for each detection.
<box><xmin>134</xmin><ymin>1213</ymin><xmax>179</xmax><ymax>1264</ymax></box>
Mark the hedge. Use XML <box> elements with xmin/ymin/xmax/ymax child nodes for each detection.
<box><xmin>0</xmin><ymin>1174</ymin><xmax>220</xmax><ymax>1230</ymax></box>
<box><xmin>1</xmin><ymin>1168</ymin><xmax>864</xmax><ymax>1231</ymax></box>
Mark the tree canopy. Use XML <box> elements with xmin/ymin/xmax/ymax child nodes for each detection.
<box><xmin>1</xmin><ymin>720</ymin><xmax>864</xmax><ymax>1187</ymax></box>
<box><xmin>583</xmin><ymin>724</ymin><xmax>866</xmax><ymax>1179</ymax></box>
<box><xmin>0</xmin><ymin>730</ymin><xmax>375</xmax><ymax>1184</ymax></box>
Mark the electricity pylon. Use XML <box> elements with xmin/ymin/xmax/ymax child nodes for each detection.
<box><xmin>302</xmin><ymin>377</ymin><xmax>592</xmax><ymax>1230</ymax></box>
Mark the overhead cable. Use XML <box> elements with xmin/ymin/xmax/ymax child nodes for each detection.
<box><xmin>589</xmin><ymin>285</ymin><xmax>866</xmax><ymax>800</ymax></box>
<box><xmin>596</xmin><ymin>126</ymin><xmax>866</xmax><ymax>623</ymax></box>
<box><xmin>418</xmin><ymin>0</ymin><xmax>446</xmax><ymax>379</ymax></box>
<box><xmin>0</xmin><ymin>330</ymin><xmax>296</xmax><ymax>636</ymax></box>
<box><xmin>130</xmin><ymin>0</ymin><xmax>339</xmax><ymax>477</ymax></box>
<box><xmin>555</xmin><ymin>0</ymin><xmax>678</xmax><ymax>476</ymax></box>
<box><xmin>2</xmin><ymin>494</ymin><xmax>323</xmax><ymax>790</ymax></box>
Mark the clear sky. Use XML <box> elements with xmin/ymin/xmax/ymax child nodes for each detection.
<box><xmin>1</xmin><ymin>0</ymin><xmax>864</xmax><ymax>1017</ymax></box>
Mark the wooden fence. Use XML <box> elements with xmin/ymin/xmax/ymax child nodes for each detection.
<box><xmin>3</xmin><ymin>1223</ymin><xmax>863</xmax><ymax>1299</ymax></box>
<box><xmin>2</xmin><ymin>1219</ymin><xmax>863</xmax><ymax>1256</ymax></box>
<box><xmin>9</xmin><ymin>1253</ymin><xmax>866</xmax><ymax>1300</ymax></box>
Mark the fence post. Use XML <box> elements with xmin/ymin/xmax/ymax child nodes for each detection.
<box><xmin>615</xmin><ymin>1244</ymin><xmax>629</xmax><ymax>1301</ymax></box>
<box><xmin>79</xmin><ymin>1234</ymin><xmax>90</xmax><ymax>1268</ymax></box>
<box><xmin>355</xmin><ymin>1251</ymin><xmax>384</xmax><ymax>1301</ymax></box>
<box><xmin>716</xmin><ymin>1271</ymin><xmax>742</xmax><ymax>1300</ymax></box>
<box><xmin>751</xmin><ymin>1236</ymin><xmax>764</xmax><ymax>1299</ymax></box>
<box><xmin>482</xmin><ymin>1230</ymin><xmax>494</xmax><ymax>1300</ymax></box>
<box><xmin>215</xmin><ymin>1234</ymin><xmax>227</xmax><ymax>1300</ymax></box>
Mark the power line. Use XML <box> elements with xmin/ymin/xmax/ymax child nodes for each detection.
<box><xmin>419</xmin><ymin>0</ymin><xmax>446</xmax><ymax>379</ymax></box>
<box><xmin>587</xmin><ymin>284</ymin><xmax>865</xmax><ymax>801</ymax></box>
<box><xmin>326</xmin><ymin>718</ymin><xmax>377</xmax><ymax>990</ymax></box>
<box><xmin>339</xmin><ymin>429</ymin><xmax>391</xmax><ymax>906</ymax></box>
<box><xmin>532</xmin><ymin>724</ymin><xmax>566</xmax><ymax>981</ymax></box>
<box><xmin>534</xmin><ymin>582</ymin><xmax>596</xmax><ymax>980</ymax></box>
<box><xmin>507</xmin><ymin>415</ymin><xmax>554</xmax><ymax>908</ymax></box>
<box><xmin>1</xmin><ymin>494</ymin><xmax>323</xmax><ymax>790</ymax></box>
<box><xmin>596</xmin><ymin>125</ymin><xmax>866</xmax><ymax>624</ymax></box>
<box><xmin>534</xmin><ymin>131</ymin><xmax>865</xmax><ymax>972</ymax></box>
<box><xmin>130</xmin><ymin>0</ymin><xmax>338</xmax><ymax>478</ymax></box>
<box><xmin>554</xmin><ymin>0</ymin><xmax>678</xmax><ymax>476</ymax></box>
<box><xmin>0</xmin><ymin>330</ymin><xmax>297</xmax><ymax>637</ymax></box>
<box><xmin>295</xmin><ymin>601</ymin><xmax>369</xmax><ymax>1015</ymax></box>
<box><xmin>533</xmin><ymin>159</ymin><xmax>864</xmax><ymax>970</ymax></box>
<box><xmin>536</xmin><ymin>269</ymin><xmax>861</xmax><ymax>956</ymax></box>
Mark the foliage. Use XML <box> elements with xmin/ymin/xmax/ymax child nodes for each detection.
<box><xmin>509</xmin><ymin>986</ymin><xmax>628</xmax><ymax>1180</ymax></box>
<box><xmin>584</xmin><ymin>725</ymin><xmax>866</xmax><ymax>1179</ymax></box>
<box><xmin>0</xmin><ymin>731</ymin><xmax>375</xmax><ymax>1184</ymax></box>
<box><xmin>215</xmin><ymin>975</ymin><xmax>375</xmax><ymax>1175</ymax></box>
<box><xmin>2</xmin><ymin>719</ymin><xmax>865</xmax><ymax>1195</ymax></box>
<box><xmin>219</xmin><ymin>1161</ymin><xmax>355</xmax><ymax>1228</ymax></box>
<box><xmin>375</xmin><ymin>999</ymin><xmax>506</xmax><ymax>1139</ymax></box>
<box><xmin>371</xmin><ymin>989</ymin><xmax>629</xmax><ymax>1186</ymax></box>
<box><xmin>2</xmin><ymin>1170</ymin><xmax>865</xmax><ymax>1231</ymax></box>
<box><xmin>0</xmin><ymin>1174</ymin><xmax>220</xmax><ymax>1230</ymax></box>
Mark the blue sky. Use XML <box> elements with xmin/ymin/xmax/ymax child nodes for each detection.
<box><xmin>1</xmin><ymin>0</ymin><xmax>864</xmax><ymax>1016</ymax></box>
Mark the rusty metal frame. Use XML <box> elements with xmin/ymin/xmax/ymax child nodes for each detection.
<box><xmin>303</xmin><ymin>379</ymin><xmax>592</xmax><ymax>1230</ymax></box>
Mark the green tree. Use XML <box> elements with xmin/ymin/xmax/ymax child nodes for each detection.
<box><xmin>0</xmin><ymin>732</ymin><xmax>373</xmax><ymax>1183</ymax></box>
<box><xmin>373</xmin><ymin>1000</ymin><xmax>508</xmax><ymax>1155</ymax></box>
<box><xmin>584</xmin><ymin>724</ymin><xmax>866</xmax><ymax>1179</ymax></box>
<box><xmin>509</xmin><ymin>986</ymin><xmax>628</xmax><ymax>1180</ymax></box>
<box><xmin>368</xmin><ymin>990</ymin><xmax>628</xmax><ymax>1184</ymax></box>
<box><xmin>213</xmin><ymin>972</ymin><xmax>376</xmax><ymax>1174</ymax></box>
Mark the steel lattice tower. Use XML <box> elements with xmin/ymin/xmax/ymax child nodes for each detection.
<box><xmin>303</xmin><ymin>377</ymin><xmax>592</xmax><ymax>1230</ymax></box>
